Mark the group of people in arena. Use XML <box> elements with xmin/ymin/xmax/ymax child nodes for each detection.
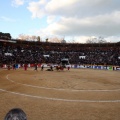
<box><xmin>0</xmin><ymin>43</ymin><xmax>120</xmax><ymax>66</ymax></box>
<box><xmin>5</xmin><ymin>63</ymin><xmax>70</xmax><ymax>72</ymax></box>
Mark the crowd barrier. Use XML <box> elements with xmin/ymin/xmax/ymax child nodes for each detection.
<box><xmin>1</xmin><ymin>64</ymin><xmax>120</xmax><ymax>71</ymax></box>
<box><xmin>72</xmin><ymin>64</ymin><xmax>120</xmax><ymax>70</ymax></box>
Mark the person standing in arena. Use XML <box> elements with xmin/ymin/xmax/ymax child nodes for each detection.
<box><xmin>34</xmin><ymin>63</ymin><xmax>38</xmax><ymax>71</ymax></box>
<box><xmin>50</xmin><ymin>65</ymin><xmax>53</xmax><ymax>71</ymax></box>
<box><xmin>13</xmin><ymin>63</ymin><xmax>16</xmax><ymax>70</ymax></box>
<box><xmin>24</xmin><ymin>63</ymin><xmax>28</xmax><ymax>71</ymax></box>
<box><xmin>41</xmin><ymin>65</ymin><xmax>44</xmax><ymax>71</ymax></box>
<box><xmin>7</xmin><ymin>64</ymin><xmax>11</xmax><ymax>70</ymax></box>
<box><xmin>67</xmin><ymin>66</ymin><xmax>70</xmax><ymax>71</ymax></box>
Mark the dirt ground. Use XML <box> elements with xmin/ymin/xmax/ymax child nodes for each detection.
<box><xmin>0</xmin><ymin>67</ymin><xmax>120</xmax><ymax>120</ymax></box>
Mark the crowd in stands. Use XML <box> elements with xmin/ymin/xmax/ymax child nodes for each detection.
<box><xmin>0</xmin><ymin>43</ymin><xmax>120</xmax><ymax>66</ymax></box>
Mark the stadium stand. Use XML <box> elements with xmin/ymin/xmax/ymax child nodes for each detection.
<box><xmin>0</xmin><ymin>39</ymin><xmax>120</xmax><ymax>67</ymax></box>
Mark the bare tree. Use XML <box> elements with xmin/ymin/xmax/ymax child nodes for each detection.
<box><xmin>86</xmin><ymin>36</ymin><xmax>106</xmax><ymax>43</ymax></box>
<box><xmin>86</xmin><ymin>37</ymin><xmax>96</xmax><ymax>43</ymax></box>
<box><xmin>18</xmin><ymin>34</ymin><xmax>38</xmax><ymax>41</ymax></box>
<box><xmin>18</xmin><ymin>34</ymin><xmax>26</xmax><ymax>40</ymax></box>
<box><xmin>46</xmin><ymin>38</ymin><xmax>48</xmax><ymax>42</ymax></box>
<box><xmin>47</xmin><ymin>37</ymin><xmax>63</xmax><ymax>43</ymax></box>
<box><xmin>98</xmin><ymin>36</ymin><xmax>106</xmax><ymax>43</ymax></box>
<box><xmin>61</xmin><ymin>39</ymin><xmax>66</xmax><ymax>43</ymax></box>
<box><xmin>37</xmin><ymin>36</ymin><xmax>40</xmax><ymax>42</ymax></box>
<box><xmin>31</xmin><ymin>35</ymin><xmax>37</xmax><ymax>41</ymax></box>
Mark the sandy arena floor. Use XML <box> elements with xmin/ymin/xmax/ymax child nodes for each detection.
<box><xmin>0</xmin><ymin>68</ymin><xmax>120</xmax><ymax>120</ymax></box>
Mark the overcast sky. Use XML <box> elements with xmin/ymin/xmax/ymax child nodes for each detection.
<box><xmin>0</xmin><ymin>0</ymin><xmax>120</xmax><ymax>43</ymax></box>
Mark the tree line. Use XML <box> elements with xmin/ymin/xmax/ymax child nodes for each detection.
<box><xmin>0</xmin><ymin>32</ymin><xmax>11</xmax><ymax>40</ymax></box>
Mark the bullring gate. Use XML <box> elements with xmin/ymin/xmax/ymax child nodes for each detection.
<box><xmin>60</xmin><ymin>58</ymin><xmax>70</xmax><ymax>68</ymax></box>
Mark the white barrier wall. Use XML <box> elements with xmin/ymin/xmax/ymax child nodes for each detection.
<box><xmin>1</xmin><ymin>64</ymin><xmax>120</xmax><ymax>71</ymax></box>
<box><xmin>71</xmin><ymin>64</ymin><xmax>120</xmax><ymax>71</ymax></box>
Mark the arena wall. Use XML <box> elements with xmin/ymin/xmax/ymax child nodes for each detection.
<box><xmin>1</xmin><ymin>63</ymin><xmax>120</xmax><ymax>71</ymax></box>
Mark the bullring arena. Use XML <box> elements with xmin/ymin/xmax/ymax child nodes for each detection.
<box><xmin>0</xmin><ymin>67</ymin><xmax>120</xmax><ymax>120</ymax></box>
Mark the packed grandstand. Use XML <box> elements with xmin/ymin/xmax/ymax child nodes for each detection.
<box><xmin>0</xmin><ymin>38</ymin><xmax>120</xmax><ymax>69</ymax></box>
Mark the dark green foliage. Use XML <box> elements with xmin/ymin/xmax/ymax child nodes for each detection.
<box><xmin>0</xmin><ymin>32</ymin><xmax>11</xmax><ymax>40</ymax></box>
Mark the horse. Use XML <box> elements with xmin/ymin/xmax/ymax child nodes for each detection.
<box><xmin>56</xmin><ymin>66</ymin><xmax>64</xmax><ymax>71</ymax></box>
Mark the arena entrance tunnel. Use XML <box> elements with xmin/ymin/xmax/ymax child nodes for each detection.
<box><xmin>60</xmin><ymin>58</ymin><xmax>70</xmax><ymax>67</ymax></box>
